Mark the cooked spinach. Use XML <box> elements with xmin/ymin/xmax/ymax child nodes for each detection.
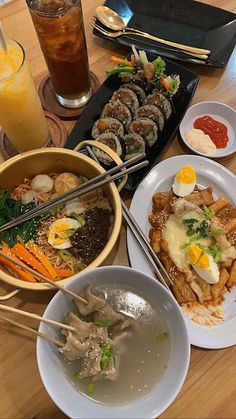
<box><xmin>0</xmin><ymin>189</ymin><xmax>42</xmax><ymax>247</ymax></box>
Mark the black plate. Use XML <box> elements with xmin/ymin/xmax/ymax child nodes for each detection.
<box><xmin>93</xmin><ymin>0</ymin><xmax>236</xmax><ymax>68</ymax></box>
<box><xmin>66</xmin><ymin>53</ymin><xmax>199</xmax><ymax>190</ymax></box>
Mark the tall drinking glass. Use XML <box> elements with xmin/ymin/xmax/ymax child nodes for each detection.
<box><xmin>26</xmin><ymin>0</ymin><xmax>92</xmax><ymax>108</ymax></box>
<box><xmin>0</xmin><ymin>39</ymin><xmax>50</xmax><ymax>152</ymax></box>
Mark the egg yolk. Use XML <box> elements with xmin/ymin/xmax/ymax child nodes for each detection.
<box><xmin>48</xmin><ymin>222</ymin><xmax>70</xmax><ymax>245</ymax></box>
<box><xmin>176</xmin><ymin>166</ymin><xmax>196</xmax><ymax>184</ymax></box>
<box><xmin>187</xmin><ymin>244</ymin><xmax>202</xmax><ymax>264</ymax></box>
<box><xmin>196</xmin><ymin>253</ymin><xmax>210</xmax><ymax>269</ymax></box>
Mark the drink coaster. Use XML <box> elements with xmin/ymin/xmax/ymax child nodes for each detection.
<box><xmin>0</xmin><ymin>111</ymin><xmax>68</xmax><ymax>161</ymax></box>
<box><xmin>38</xmin><ymin>71</ymin><xmax>100</xmax><ymax>120</ymax></box>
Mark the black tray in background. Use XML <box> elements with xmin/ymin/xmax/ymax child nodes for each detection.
<box><xmin>66</xmin><ymin>54</ymin><xmax>199</xmax><ymax>191</ymax></box>
<box><xmin>93</xmin><ymin>0</ymin><xmax>236</xmax><ymax>68</ymax></box>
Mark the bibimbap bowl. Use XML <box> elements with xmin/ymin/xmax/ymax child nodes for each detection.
<box><xmin>0</xmin><ymin>147</ymin><xmax>122</xmax><ymax>292</ymax></box>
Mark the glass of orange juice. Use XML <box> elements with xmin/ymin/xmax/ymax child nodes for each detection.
<box><xmin>0</xmin><ymin>39</ymin><xmax>50</xmax><ymax>152</ymax></box>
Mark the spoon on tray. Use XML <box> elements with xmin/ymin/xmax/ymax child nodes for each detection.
<box><xmin>95</xmin><ymin>5</ymin><xmax>211</xmax><ymax>58</ymax></box>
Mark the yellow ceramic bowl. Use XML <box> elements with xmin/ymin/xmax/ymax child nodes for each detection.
<box><xmin>0</xmin><ymin>148</ymin><xmax>122</xmax><ymax>291</ymax></box>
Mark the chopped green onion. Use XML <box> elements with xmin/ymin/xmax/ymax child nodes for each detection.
<box><xmin>202</xmin><ymin>205</ymin><xmax>215</xmax><ymax>220</ymax></box>
<box><xmin>209</xmin><ymin>228</ymin><xmax>225</xmax><ymax>237</ymax></box>
<box><xmin>71</xmin><ymin>212</ymin><xmax>85</xmax><ymax>226</ymax></box>
<box><xmin>156</xmin><ymin>330</ymin><xmax>169</xmax><ymax>342</ymax></box>
<box><xmin>59</xmin><ymin>229</ymin><xmax>76</xmax><ymax>239</ymax></box>
<box><xmin>58</xmin><ymin>249</ymin><xmax>73</xmax><ymax>262</ymax></box>
<box><xmin>182</xmin><ymin>218</ymin><xmax>198</xmax><ymax>225</ymax></box>
<box><xmin>100</xmin><ymin>343</ymin><xmax>112</xmax><ymax>370</ymax></box>
<box><xmin>74</xmin><ymin>372</ymin><xmax>84</xmax><ymax>383</ymax></box>
<box><xmin>87</xmin><ymin>380</ymin><xmax>96</xmax><ymax>395</ymax></box>
<box><xmin>73</xmin><ymin>308</ymin><xmax>82</xmax><ymax>319</ymax></box>
<box><xmin>74</xmin><ymin>262</ymin><xmax>87</xmax><ymax>273</ymax></box>
<box><xmin>95</xmin><ymin>319</ymin><xmax>112</xmax><ymax>327</ymax></box>
<box><xmin>186</xmin><ymin>229</ymin><xmax>196</xmax><ymax>236</ymax></box>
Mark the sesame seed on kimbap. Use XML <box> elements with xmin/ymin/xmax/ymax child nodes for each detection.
<box><xmin>124</xmin><ymin>133</ymin><xmax>146</xmax><ymax>161</ymax></box>
<box><xmin>129</xmin><ymin>118</ymin><xmax>158</xmax><ymax>147</ymax></box>
<box><xmin>119</xmin><ymin>70</ymin><xmax>147</xmax><ymax>90</ymax></box>
<box><xmin>92</xmin><ymin>117</ymin><xmax>124</xmax><ymax>139</ymax></box>
<box><xmin>122</xmin><ymin>83</ymin><xmax>146</xmax><ymax>105</ymax></box>
<box><xmin>145</xmin><ymin>92</ymin><xmax>172</xmax><ymax>120</ymax></box>
<box><xmin>111</xmin><ymin>88</ymin><xmax>139</xmax><ymax>116</ymax></box>
<box><xmin>101</xmin><ymin>100</ymin><xmax>132</xmax><ymax>131</ymax></box>
<box><xmin>136</xmin><ymin>105</ymin><xmax>165</xmax><ymax>132</ymax></box>
<box><xmin>92</xmin><ymin>132</ymin><xmax>123</xmax><ymax>165</ymax></box>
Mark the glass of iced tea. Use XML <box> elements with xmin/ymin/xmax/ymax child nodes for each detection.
<box><xmin>0</xmin><ymin>39</ymin><xmax>50</xmax><ymax>152</ymax></box>
<box><xmin>26</xmin><ymin>0</ymin><xmax>92</xmax><ymax>108</ymax></box>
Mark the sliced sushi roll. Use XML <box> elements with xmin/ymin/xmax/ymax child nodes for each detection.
<box><xmin>145</xmin><ymin>92</ymin><xmax>172</xmax><ymax>120</ymax></box>
<box><xmin>136</xmin><ymin>105</ymin><xmax>165</xmax><ymax>132</ymax></box>
<box><xmin>92</xmin><ymin>117</ymin><xmax>124</xmax><ymax>139</ymax></box>
<box><xmin>124</xmin><ymin>133</ymin><xmax>146</xmax><ymax>161</ymax></box>
<box><xmin>129</xmin><ymin>118</ymin><xmax>158</xmax><ymax>147</ymax></box>
<box><xmin>101</xmin><ymin>100</ymin><xmax>132</xmax><ymax>131</ymax></box>
<box><xmin>119</xmin><ymin>70</ymin><xmax>147</xmax><ymax>90</ymax></box>
<box><xmin>122</xmin><ymin>83</ymin><xmax>146</xmax><ymax>105</ymax></box>
<box><xmin>111</xmin><ymin>88</ymin><xmax>139</xmax><ymax>116</ymax></box>
<box><xmin>92</xmin><ymin>132</ymin><xmax>123</xmax><ymax>165</ymax></box>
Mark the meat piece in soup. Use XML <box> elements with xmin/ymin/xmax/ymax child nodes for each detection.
<box><xmin>59</xmin><ymin>284</ymin><xmax>170</xmax><ymax>405</ymax></box>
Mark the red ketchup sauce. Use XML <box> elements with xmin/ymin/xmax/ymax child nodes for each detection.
<box><xmin>194</xmin><ymin>115</ymin><xmax>229</xmax><ymax>149</ymax></box>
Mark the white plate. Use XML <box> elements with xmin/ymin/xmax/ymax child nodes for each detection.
<box><xmin>179</xmin><ymin>101</ymin><xmax>236</xmax><ymax>158</ymax></box>
<box><xmin>127</xmin><ymin>155</ymin><xmax>236</xmax><ymax>349</ymax></box>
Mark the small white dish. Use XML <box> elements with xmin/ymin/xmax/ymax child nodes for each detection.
<box><xmin>37</xmin><ymin>266</ymin><xmax>190</xmax><ymax>419</ymax></box>
<box><xmin>179</xmin><ymin>101</ymin><xmax>236</xmax><ymax>158</ymax></box>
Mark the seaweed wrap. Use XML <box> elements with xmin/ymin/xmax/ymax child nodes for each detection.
<box><xmin>92</xmin><ymin>117</ymin><xmax>124</xmax><ymax>139</ymax></box>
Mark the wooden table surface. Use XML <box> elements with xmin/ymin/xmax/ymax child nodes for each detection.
<box><xmin>0</xmin><ymin>0</ymin><xmax>236</xmax><ymax>418</ymax></box>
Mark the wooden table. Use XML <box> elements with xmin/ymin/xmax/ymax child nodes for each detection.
<box><xmin>0</xmin><ymin>0</ymin><xmax>236</xmax><ymax>418</ymax></box>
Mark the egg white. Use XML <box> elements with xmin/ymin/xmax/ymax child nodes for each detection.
<box><xmin>192</xmin><ymin>254</ymin><xmax>220</xmax><ymax>284</ymax></box>
<box><xmin>172</xmin><ymin>179</ymin><xmax>196</xmax><ymax>197</ymax></box>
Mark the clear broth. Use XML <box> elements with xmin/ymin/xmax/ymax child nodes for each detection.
<box><xmin>61</xmin><ymin>284</ymin><xmax>170</xmax><ymax>405</ymax></box>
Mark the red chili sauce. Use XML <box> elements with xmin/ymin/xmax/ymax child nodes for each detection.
<box><xmin>194</xmin><ymin>115</ymin><xmax>228</xmax><ymax>149</ymax></box>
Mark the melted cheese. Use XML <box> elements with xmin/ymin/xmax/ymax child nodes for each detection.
<box><xmin>162</xmin><ymin>199</ymin><xmax>211</xmax><ymax>271</ymax></box>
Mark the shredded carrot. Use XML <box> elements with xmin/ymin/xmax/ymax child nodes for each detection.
<box><xmin>163</xmin><ymin>78</ymin><xmax>171</xmax><ymax>90</ymax></box>
<box><xmin>0</xmin><ymin>246</ymin><xmax>36</xmax><ymax>282</ymax></box>
<box><xmin>12</xmin><ymin>243</ymin><xmax>50</xmax><ymax>278</ymax></box>
<box><xmin>55</xmin><ymin>268</ymin><xmax>74</xmax><ymax>279</ymax></box>
<box><xmin>25</xmin><ymin>241</ymin><xmax>57</xmax><ymax>280</ymax></box>
<box><xmin>111</xmin><ymin>56</ymin><xmax>133</xmax><ymax>67</ymax></box>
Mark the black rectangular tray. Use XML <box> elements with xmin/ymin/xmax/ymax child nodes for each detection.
<box><xmin>93</xmin><ymin>0</ymin><xmax>236</xmax><ymax>68</ymax></box>
<box><xmin>66</xmin><ymin>54</ymin><xmax>199</xmax><ymax>191</ymax></box>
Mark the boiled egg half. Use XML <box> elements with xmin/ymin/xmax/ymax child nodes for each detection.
<box><xmin>187</xmin><ymin>244</ymin><xmax>219</xmax><ymax>284</ymax></box>
<box><xmin>172</xmin><ymin>165</ymin><xmax>196</xmax><ymax>197</ymax></box>
<box><xmin>48</xmin><ymin>217</ymin><xmax>81</xmax><ymax>249</ymax></box>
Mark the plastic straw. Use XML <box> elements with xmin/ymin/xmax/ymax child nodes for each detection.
<box><xmin>0</xmin><ymin>22</ymin><xmax>8</xmax><ymax>54</ymax></box>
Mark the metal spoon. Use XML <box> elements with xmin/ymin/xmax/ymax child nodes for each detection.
<box><xmin>95</xmin><ymin>5</ymin><xmax>211</xmax><ymax>56</ymax></box>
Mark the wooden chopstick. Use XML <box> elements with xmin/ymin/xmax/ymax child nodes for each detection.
<box><xmin>0</xmin><ymin>315</ymin><xmax>64</xmax><ymax>347</ymax></box>
<box><xmin>0</xmin><ymin>303</ymin><xmax>74</xmax><ymax>331</ymax></box>
<box><xmin>0</xmin><ymin>249</ymin><xmax>88</xmax><ymax>305</ymax></box>
<box><xmin>0</xmin><ymin>157</ymin><xmax>148</xmax><ymax>233</ymax></box>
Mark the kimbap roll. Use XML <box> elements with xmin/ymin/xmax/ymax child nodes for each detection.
<box><xmin>92</xmin><ymin>132</ymin><xmax>123</xmax><ymax>165</ymax></box>
<box><xmin>111</xmin><ymin>88</ymin><xmax>139</xmax><ymax>116</ymax></box>
<box><xmin>129</xmin><ymin>118</ymin><xmax>158</xmax><ymax>147</ymax></box>
<box><xmin>145</xmin><ymin>92</ymin><xmax>172</xmax><ymax>120</ymax></box>
<box><xmin>124</xmin><ymin>133</ymin><xmax>146</xmax><ymax>161</ymax></box>
<box><xmin>136</xmin><ymin>105</ymin><xmax>165</xmax><ymax>132</ymax></box>
<box><xmin>122</xmin><ymin>83</ymin><xmax>146</xmax><ymax>105</ymax></box>
<box><xmin>101</xmin><ymin>100</ymin><xmax>132</xmax><ymax>131</ymax></box>
<box><xmin>92</xmin><ymin>117</ymin><xmax>124</xmax><ymax>139</ymax></box>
